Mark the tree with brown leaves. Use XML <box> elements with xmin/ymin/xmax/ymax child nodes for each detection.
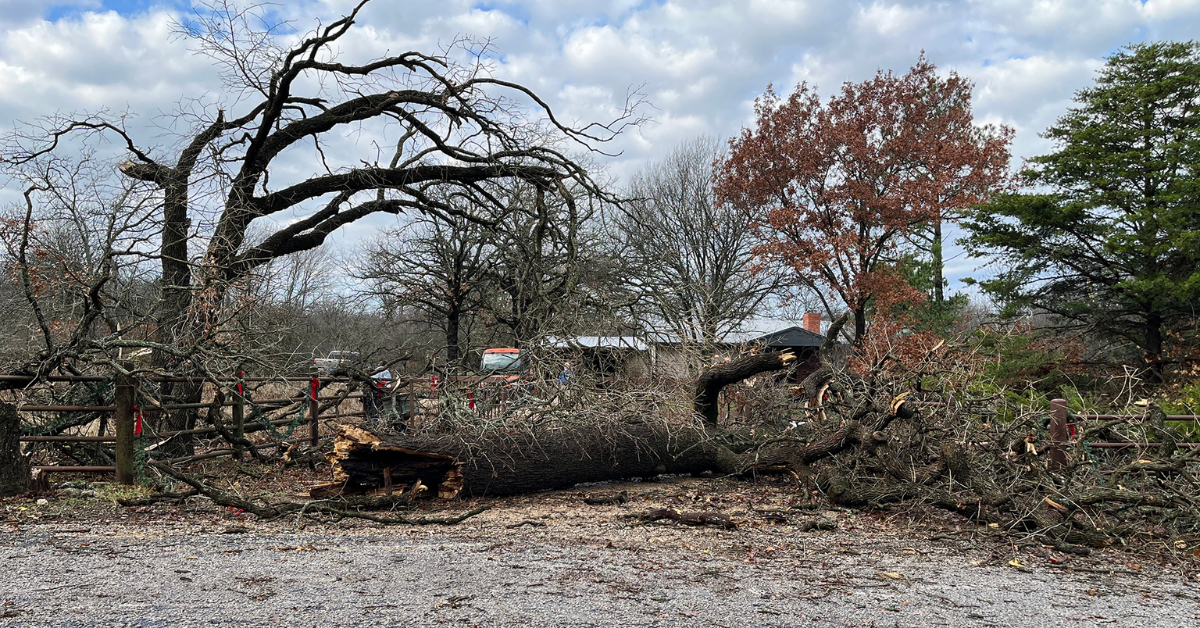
<box><xmin>717</xmin><ymin>56</ymin><xmax>1012</xmax><ymax>344</ymax></box>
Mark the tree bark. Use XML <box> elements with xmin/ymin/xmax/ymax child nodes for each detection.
<box><xmin>1145</xmin><ymin>311</ymin><xmax>1164</xmax><ymax>383</ymax></box>
<box><xmin>852</xmin><ymin>307</ymin><xmax>866</xmax><ymax>345</ymax></box>
<box><xmin>694</xmin><ymin>351</ymin><xmax>796</xmax><ymax>424</ymax></box>
<box><xmin>932</xmin><ymin>218</ymin><xmax>944</xmax><ymax>304</ymax></box>
<box><xmin>319</xmin><ymin>422</ymin><xmax>741</xmax><ymax>498</ymax></box>
<box><xmin>445</xmin><ymin>307</ymin><xmax>460</xmax><ymax>370</ymax></box>
<box><xmin>0</xmin><ymin>403</ymin><xmax>29</xmax><ymax>497</ymax></box>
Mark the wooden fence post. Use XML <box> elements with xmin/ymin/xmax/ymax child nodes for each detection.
<box><xmin>309</xmin><ymin>377</ymin><xmax>320</xmax><ymax>446</ymax></box>
<box><xmin>114</xmin><ymin>372</ymin><xmax>138</xmax><ymax>485</ymax></box>
<box><xmin>409</xmin><ymin>380</ymin><xmax>416</xmax><ymax>426</ymax></box>
<box><xmin>1049</xmin><ymin>398</ymin><xmax>1069</xmax><ymax>471</ymax></box>
<box><xmin>232</xmin><ymin>370</ymin><xmax>245</xmax><ymax>461</ymax></box>
<box><xmin>0</xmin><ymin>403</ymin><xmax>30</xmax><ymax>497</ymax></box>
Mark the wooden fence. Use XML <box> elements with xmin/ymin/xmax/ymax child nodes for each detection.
<box><xmin>12</xmin><ymin>373</ymin><xmax>371</xmax><ymax>485</ymax></box>
<box><xmin>13</xmin><ymin>372</ymin><xmax>603</xmax><ymax>484</ymax></box>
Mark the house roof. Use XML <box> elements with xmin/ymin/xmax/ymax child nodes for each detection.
<box><xmin>547</xmin><ymin>336</ymin><xmax>649</xmax><ymax>351</ymax></box>
<box><xmin>744</xmin><ymin>325</ymin><xmax>826</xmax><ymax>348</ymax></box>
<box><xmin>647</xmin><ymin>324</ymin><xmax>827</xmax><ymax>348</ymax></box>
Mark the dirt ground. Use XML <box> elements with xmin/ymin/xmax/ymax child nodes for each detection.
<box><xmin>4</xmin><ymin>470</ymin><xmax>1200</xmax><ymax>626</ymax></box>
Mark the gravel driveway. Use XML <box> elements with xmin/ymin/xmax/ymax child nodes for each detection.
<box><xmin>4</xmin><ymin>521</ymin><xmax>1198</xmax><ymax>627</ymax></box>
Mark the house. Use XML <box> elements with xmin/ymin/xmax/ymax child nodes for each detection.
<box><xmin>546</xmin><ymin>336</ymin><xmax>652</xmax><ymax>378</ymax></box>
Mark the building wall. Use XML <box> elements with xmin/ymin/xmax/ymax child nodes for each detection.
<box><xmin>650</xmin><ymin>345</ymin><xmax>695</xmax><ymax>379</ymax></box>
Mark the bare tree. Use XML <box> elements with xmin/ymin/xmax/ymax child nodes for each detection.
<box><xmin>0</xmin><ymin>152</ymin><xmax>159</xmax><ymax>374</ymax></box>
<box><xmin>483</xmin><ymin>180</ymin><xmax>601</xmax><ymax>348</ymax></box>
<box><xmin>0</xmin><ymin>0</ymin><xmax>637</xmax><ymax>449</ymax></box>
<box><xmin>353</xmin><ymin>209</ymin><xmax>493</xmax><ymax>370</ymax></box>
<box><xmin>617</xmin><ymin>136</ymin><xmax>782</xmax><ymax>347</ymax></box>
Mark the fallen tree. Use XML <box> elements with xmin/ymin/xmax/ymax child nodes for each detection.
<box><xmin>303</xmin><ymin>333</ymin><xmax>1200</xmax><ymax>555</ymax></box>
<box><xmin>127</xmin><ymin>319</ymin><xmax>1200</xmax><ymax>553</ymax></box>
<box><xmin>314</xmin><ymin>420</ymin><xmax>741</xmax><ymax>498</ymax></box>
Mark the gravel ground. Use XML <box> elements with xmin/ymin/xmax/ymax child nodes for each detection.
<box><xmin>3</xmin><ymin>478</ymin><xmax>1200</xmax><ymax>627</ymax></box>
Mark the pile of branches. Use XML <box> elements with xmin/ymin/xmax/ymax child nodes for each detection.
<box><xmin>110</xmin><ymin>328</ymin><xmax>1200</xmax><ymax>548</ymax></box>
<box><xmin>338</xmin><ymin>318</ymin><xmax>1200</xmax><ymax>552</ymax></box>
<box><xmin>734</xmin><ymin>331</ymin><xmax>1200</xmax><ymax>555</ymax></box>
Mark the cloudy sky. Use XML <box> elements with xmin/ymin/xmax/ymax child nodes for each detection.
<box><xmin>2</xmin><ymin>0</ymin><xmax>1199</xmax><ymax>289</ymax></box>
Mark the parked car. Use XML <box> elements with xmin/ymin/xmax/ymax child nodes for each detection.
<box><xmin>312</xmin><ymin>350</ymin><xmax>359</xmax><ymax>374</ymax></box>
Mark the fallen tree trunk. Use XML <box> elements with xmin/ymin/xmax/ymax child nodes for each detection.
<box><xmin>317</xmin><ymin>420</ymin><xmax>743</xmax><ymax>498</ymax></box>
<box><xmin>318</xmin><ymin>392</ymin><xmax>927</xmax><ymax>500</ymax></box>
<box><xmin>314</xmin><ymin>425</ymin><xmax>465</xmax><ymax>499</ymax></box>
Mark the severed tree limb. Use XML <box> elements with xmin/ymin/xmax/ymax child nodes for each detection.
<box><xmin>149</xmin><ymin>460</ymin><xmax>286</xmax><ymax>518</ymax></box>
<box><xmin>695</xmin><ymin>351</ymin><xmax>796</xmax><ymax>424</ymax></box>
<box><xmin>635</xmin><ymin>508</ymin><xmax>737</xmax><ymax>529</ymax></box>
<box><xmin>307</xmin><ymin>504</ymin><xmax>489</xmax><ymax>525</ymax></box>
<box><xmin>148</xmin><ymin>460</ymin><xmax>487</xmax><ymax>525</ymax></box>
<box><xmin>116</xmin><ymin>487</ymin><xmax>200</xmax><ymax>507</ymax></box>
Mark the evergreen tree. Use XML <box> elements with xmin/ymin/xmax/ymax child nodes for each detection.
<box><xmin>963</xmin><ymin>42</ymin><xmax>1200</xmax><ymax>379</ymax></box>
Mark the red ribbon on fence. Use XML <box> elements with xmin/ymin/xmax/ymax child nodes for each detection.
<box><xmin>468</xmin><ymin>388</ymin><xmax>475</xmax><ymax>411</ymax></box>
<box><xmin>132</xmin><ymin>405</ymin><xmax>143</xmax><ymax>436</ymax></box>
<box><xmin>430</xmin><ymin>375</ymin><xmax>439</xmax><ymax>392</ymax></box>
<box><xmin>236</xmin><ymin>370</ymin><xmax>244</xmax><ymax>396</ymax></box>
<box><xmin>310</xmin><ymin>376</ymin><xmax>319</xmax><ymax>401</ymax></box>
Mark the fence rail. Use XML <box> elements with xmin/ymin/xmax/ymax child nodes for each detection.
<box><xmin>1047</xmin><ymin>398</ymin><xmax>1200</xmax><ymax>469</ymax></box>
<box><xmin>16</xmin><ymin>374</ymin><xmax>379</xmax><ymax>483</ymax></box>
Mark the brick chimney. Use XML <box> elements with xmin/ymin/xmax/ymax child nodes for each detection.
<box><xmin>802</xmin><ymin>312</ymin><xmax>822</xmax><ymax>335</ymax></box>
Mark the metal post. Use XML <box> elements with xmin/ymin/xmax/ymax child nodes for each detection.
<box><xmin>232</xmin><ymin>371</ymin><xmax>245</xmax><ymax>461</ymax></box>
<box><xmin>114</xmin><ymin>372</ymin><xmax>137</xmax><ymax>485</ymax></box>
<box><xmin>1049</xmin><ymin>398</ymin><xmax>1069</xmax><ymax>471</ymax></box>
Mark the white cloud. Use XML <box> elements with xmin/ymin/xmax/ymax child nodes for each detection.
<box><xmin>858</xmin><ymin>2</ymin><xmax>925</xmax><ymax>37</ymax></box>
<box><xmin>2</xmin><ymin>0</ymin><xmax>1198</xmax><ymax>286</ymax></box>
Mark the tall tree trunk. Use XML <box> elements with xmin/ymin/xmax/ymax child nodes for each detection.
<box><xmin>1145</xmin><ymin>312</ymin><xmax>1164</xmax><ymax>383</ymax></box>
<box><xmin>154</xmin><ymin>177</ymin><xmax>201</xmax><ymax>457</ymax></box>
<box><xmin>445</xmin><ymin>307</ymin><xmax>460</xmax><ymax>371</ymax></box>
<box><xmin>931</xmin><ymin>218</ymin><xmax>944</xmax><ymax>304</ymax></box>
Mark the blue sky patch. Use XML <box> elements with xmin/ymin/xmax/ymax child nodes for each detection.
<box><xmin>47</xmin><ymin>0</ymin><xmax>186</xmax><ymax>21</ymax></box>
<box><xmin>472</xmin><ymin>1</ymin><xmax>531</xmax><ymax>26</ymax></box>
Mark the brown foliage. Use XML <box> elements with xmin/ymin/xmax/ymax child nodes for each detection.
<box><xmin>717</xmin><ymin>55</ymin><xmax>1013</xmax><ymax>342</ymax></box>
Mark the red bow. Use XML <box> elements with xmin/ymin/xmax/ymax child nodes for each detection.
<box><xmin>310</xmin><ymin>376</ymin><xmax>319</xmax><ymax>401</ymax></box>
<box><xmin>132</xmin><ymin>405</ymin><xmax>143</xmax><ymax>436</ymax></box>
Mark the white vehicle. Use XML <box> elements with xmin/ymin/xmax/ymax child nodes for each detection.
<box><xmin>312</xmin><ymin>350</ymin><xmax>359</xmax><ymax>374</ymax></box>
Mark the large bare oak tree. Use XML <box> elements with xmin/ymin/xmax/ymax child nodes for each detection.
<box><xmin>1</xmin><ymin>0</ymin><xmax>636</xmax><ymax>450</ymax></box>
